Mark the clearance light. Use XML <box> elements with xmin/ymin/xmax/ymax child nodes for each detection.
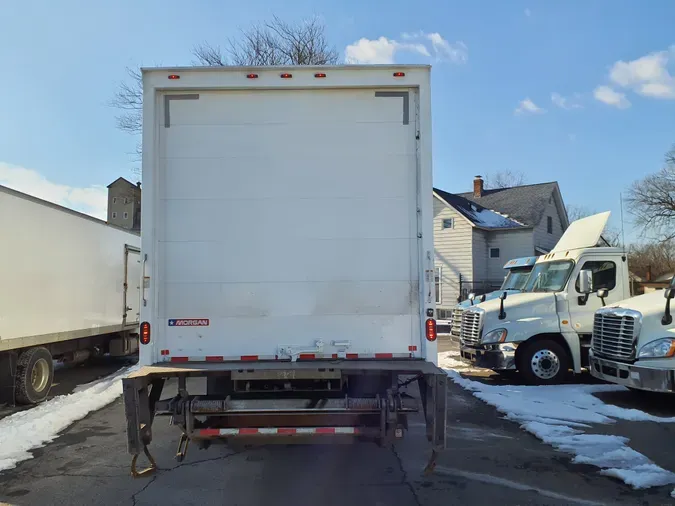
<box><xmin>140</xmin><ymin>322</ymin><xmax>151</xmax><ymax>345</ymax></box>
<box><xmin>426</xmin><ymin>319</ymin><xmax>437</xmax><ymax>342</ymax></box>
<box><xmin>280</xmin><ymin>73</ymin><xmax>293</xmax><ymax>79</ymax></box>
<box><xmin>393</xmin><ymin>72</ymin><xmax>405</xmax><ymax>77</ymax></box>
<box><xmin>168</xmin><ymin>74</ymin><xmax>180</xmax><ymax>80</ymax></box>
<box><xmin>314</xmin><ymin>73</ymin><xmax>327</xmax><ymax>78</ymax></box>
<box><xmin>246</xmin><ymin>73</ymin><xmax>259</xmax><ymax>79</ymax></box>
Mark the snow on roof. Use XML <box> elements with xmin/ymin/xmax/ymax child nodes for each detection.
<box><xmin>434</xmin><ymin>188</ymin><xmax>527</xmax><ymax>230</ymax></box>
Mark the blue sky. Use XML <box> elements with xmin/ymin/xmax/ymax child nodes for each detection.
<box><xmin>1</xmin><ymin>0</ymin><xmax>674</xmax><ymax>241</ymax></box>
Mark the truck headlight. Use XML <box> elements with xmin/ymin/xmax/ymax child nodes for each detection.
<box><xmin>482</xmin><ymin>328</ymin><xmax>507</xmax><ymax>344</ymax></box>
<box><xmin>637</xmin><ymin>339</ymin><xmax>675</xmax><ymax>359</ymax></box>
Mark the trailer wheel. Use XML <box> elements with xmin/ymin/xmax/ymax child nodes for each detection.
<box><xmin>15</xmin><ymin>347</ymin><xmax>54</xmax><ymax>405</ymax></box>
<box><xmin>517</xmin><ymin>340</ymin><xmax>569</xmax><ymax>385</ymax></box>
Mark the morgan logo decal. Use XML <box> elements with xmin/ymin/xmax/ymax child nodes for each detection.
<box><xmin>168</xmin><ymin>319</ymin><xmax>210</xmax><ymax>327</ymax></box>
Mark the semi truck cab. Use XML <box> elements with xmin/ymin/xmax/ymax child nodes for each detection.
<box><xmin>459</xmin><ymin>212</ymin><xmax>631</xmax><ymax>384</ymax></box>
<box><xmin>589</xmin><ymin>278</ymin><xmax>675</xmax><ymax>392</ymax></box>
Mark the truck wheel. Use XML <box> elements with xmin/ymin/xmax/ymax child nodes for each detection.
<box><xmin>518</xmin><ymin>340</ymin><xmax>569</xmax><ymax>385</ymax></box>
<box><xmin>15</xmin><ymin>347</ymin><xmax>54</xmax><ymax>405</ymax></box>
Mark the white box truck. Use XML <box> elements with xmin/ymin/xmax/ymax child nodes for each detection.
<box><xmin>589</xmin><ymin>278</ymin><xmax>675</xmax><ymax>392</ymax></box>
<box><xmin>0</xmin><ymin>185</ymin><xmax>141</xmax><ymax>405</ymax></box>
<box><xmin>459</xmin><ymin>212</ymin><xmax>633</xmax><ymax>384</ymax></box>
<box><xmin>122</xmin><ymin>65</ymin><xmax>447</xmax><ymax>477</ymax></box>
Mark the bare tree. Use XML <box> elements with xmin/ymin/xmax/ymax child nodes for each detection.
<box><xmin>628</xmin><ymin>241</ymin><xmax>675</xmax><ymax>280</ymax></box>
<box><xmin>626</xmin><ymin>145</ymin><xmax>675</xmax><ymax>241</ymax></box>
<box><xmin>111</xmin><ymin>16</ymin><xmax>338</xmax><ymax>170</ymax></box>
<box><xmin>484</xmin><ymin>170</ymin><xmax>527</xmax><ymax>189</ymax></box>
<box><xmin>193</xmin><ymin>16</ymin><xmax>339</xmax><ymax>67</ymax></box>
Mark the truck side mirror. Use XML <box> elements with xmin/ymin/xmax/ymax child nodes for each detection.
<box><xmin>597</xmin><ymin>288</ymin><xmax>609</xmax><ymax>306</ymax></box>
<box><xmin>578</xmin><ymin>269</ymin><xmax>593</xmax><ymax>305</ymax></box>
<box><xmin>498</xmin><ymin>291</ymin><xmax>507</xmax><ymax>320</ymax></box>
<box><xmin>663</xmin><ymin>287</ymin><xmax>675</xmax><ymax>325</ymax></box>
<box><xmin>468</xmin><ymin>293</ymin><xmax>476</xmax><ymax>305</ymax></box>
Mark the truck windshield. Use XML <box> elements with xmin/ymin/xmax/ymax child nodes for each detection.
<box><xmin>523</xmin><ymin>261</ymin><xmax>574</xmax><ymax>293</ymax></box>
<box><xmin>501</xmin><ymin>267</ymin><xmax>533</xmax><ymax>291</ymax></box>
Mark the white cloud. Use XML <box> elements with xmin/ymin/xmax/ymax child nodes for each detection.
<box><xmin>0</xmin><ymin>162</ymin><xmax>108</xmax><ymax>220</ymax></box>
<box><xmin>594</xmin><ymin>47</ymin><xmax>675</xmax><ymax>106</ymax></box>
<box><xmin>524</xmin><ymin>8</ymin><xmax>532</xmax><ymax>17</ymax></box>
<box><xmin>345</xmin><ymin>32</ymin><xmax>467</xmax><ymax>64</ymax></box>
<box><xmin>551</xmin><ymin>92</ymin><xmax>583</xmax><ymax>109</ymax></box>
<box><xmin>593</xmin><ymin>85</ymin><xmax>631</xmax><ymax>109</ymax></box>
<box><xmin>515</xmin><ymin>98</ymin><xmax>546</xmax><ymax>115</ymax></box>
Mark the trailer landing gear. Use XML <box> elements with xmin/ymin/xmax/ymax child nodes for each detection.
<box><xmin>423</xmin><ymin>449</ymin><xmax>438</xmax><ymax>475</ymax></box>
<box><xmin>130</xmin><ymin>445</ymin><xmax>157</xmax><ymax>478</ymax></box>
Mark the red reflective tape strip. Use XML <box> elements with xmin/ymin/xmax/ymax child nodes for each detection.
<box><xmin>160</xmin><ymin>349</ymin><xmax>170</xmax><ymax>356</ymax></box>
<box><xmin>199</xmin><ymin>429</ymin><xmax>221</xmax><ymax>436</ymax></box>
<box><xmin>375</xmin><ymin>353</ymin><xmax>393</xmax><ymax>359</ymax></box>
<box><xmin>240</xmin><ymin>355</ymin><xmax>258</xmax><ymax>361</ymax></box>
<box><xmin>298</xmin><ymin>353</ymin><xmax>315</xmax><ymax>359</ymax></box>
<box><xmin>408</xmin><ymin>345</ymin><xmax>417</xmax><ymax>351</ymax></box>
<box><xmin>277</xmin><ymin>428</ymin><xmax>297</xmax><ymax>435</ymax></box>
<box><xmin>346</xmin><ymin>353</ymin><xmax>359</xmax><ymax>359</ymax></box>
<box><xmin>205</xmin><ymin>356</ymin><xmax>223</xmax><ymax>362</ymax></box>
<box><xmin>171</xmin><ymin>357</ymin><xmax>189</xmax><ymax>363</ymax></box>
<box><xmin>239</xmin><ymin>428</ymin><xmax>259</xmax><ymax>435</ymax></box>
<box><xmin>315</xmin><ymin>427</ymin><xmax>336</xmax><ymax>434</ymax></box>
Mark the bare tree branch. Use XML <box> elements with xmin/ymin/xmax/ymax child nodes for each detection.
<box><xmin>626</xmin><ymin>145</ymin><xmax>675</xmax><ymax>242</ymax></box>
<box><xmin>484</xmin><ymin>170</ymin><xmax>527</xmax><ymax>189</ymax></box>
<box><xmin>628</xmin><ymin>240</ymin><xmax>675</xmax><ymax>280</ymax></box>
<box><xmin>110</xmin><ymin>67</ymin><xmax>143</xmax><ymax>135</ymax></box>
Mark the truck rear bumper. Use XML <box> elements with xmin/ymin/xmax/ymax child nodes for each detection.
<box><xmin>122</xmin><ymin>359</ymin><xmax>447</xmax><ymax>462</ymax></box>
<box><xmin>589</xmin><ymin>353</ymin><xmax>675</xmax><ymax>393</ymax></box>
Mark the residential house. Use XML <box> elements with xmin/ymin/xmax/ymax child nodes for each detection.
<box><xmin>639</xmin><ymin>271</ymin><xmax>674</xmax><ymax>294</ymax></box>
<box><xmin>434</xmin><ymin>176</ymin><xmax>569</xmax><ymax>317</ymax></box>
<box><xmin>107</xmin><ymin>177</ymin><xmax>141</xmax><ymax>231</ymax></box>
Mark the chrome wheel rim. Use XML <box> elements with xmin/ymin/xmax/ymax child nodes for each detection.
<box><xmin>530</xmin><ymin>349</ymin><xmax>560</xmax><ymax>380</ymax></box>
<box><xmin>31</xmin><ymin>358</ymin><xmax>50</xmax><ymax>393</ymax></box>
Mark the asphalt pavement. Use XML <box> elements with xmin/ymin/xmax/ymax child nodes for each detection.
<box><xmin>0</xmin><ymin>341</ymin><xmax>673</xmax><ymax>505</ymax></box>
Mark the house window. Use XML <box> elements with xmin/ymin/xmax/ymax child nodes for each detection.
<box><xmin>547</xmin><ymin>216</ymin><xmax>553</xmax><ymax>234</ymax></box>
<box><xmin>112</xmin><ymin>212</ymin><xmax>117</xmax><ymax>219</ymax></box>
<box><xmin>490</xmin><ymin>248</ymin><xmax>500</xmax><ymax>258</ymax></box>
<box><xmin>112</xmin><ymin>197</ymin><xmax>117</xmax><ymax>204</ymax></box>
<box><xmin>434</xmin><ymin>267</ymin><xmax>442</xmax><ymax>304</ymax></box>
<box><xmin>124</xmin><ymin>197</ymin><xmax>129</xmax><ymax>204</ymax></box>
<box><xmin>123</xmin><ymin>212</ymin><xmax>129</xmax><ymax>220</ymax></box>
<box><xmin>575</xmin><ymin>261</ymin><xmax>617</xmax><ymax>292</ymax></box>
<box><xmin>442</xmin><ymin>218</ymin><xmax>454</xmax><ymax>229</ymax></box>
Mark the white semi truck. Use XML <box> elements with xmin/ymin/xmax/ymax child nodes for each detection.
<box><xmin>459</xmin><ymin>212</ymin><xmax>632</xmax><ymax>384</ymax></box>
<box><xmin>589</xmin><ymin>277</ymin><xmax>675</xmax><ymax>392</ymax></box>
<box><xmin>0</xmin><ymin>185</ymin><xmax>141</xmax><ymax>405</ymax></box>
<box><xmin>122</xmin><ymin>65</ymin><xmax>447</xmax><ymax>477</ymax></box>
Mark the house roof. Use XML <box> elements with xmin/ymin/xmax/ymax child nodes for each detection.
<box><xmin>433</xmin><ymin>188</ymin><xmax>527</xmax><ymax>230</ymax></box>
<box><xmin>107</xmin><ymin>177</ymin><xmax>139</xmax><ymax>189</ymax></box>
<box><xmin>457</xmin><ymin>181</ymin><xmax>565</xmax><ymax>228</ymax></box>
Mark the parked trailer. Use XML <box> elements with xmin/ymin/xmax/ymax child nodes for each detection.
<box><xmin>123</xmin><ymin>64</ymin><xmax>447</xmax><ymax>477</ymax></box>
<box><xmin>0</xmin><ymin>184</ymin><xmax>141</xmax><ymax>405</ymax></box>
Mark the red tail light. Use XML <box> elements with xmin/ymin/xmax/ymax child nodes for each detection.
<box><xmin>425</xmin><ymin>318</ymin><xmax>437</xmax><ymax>342</ymax></box>
<box><xmin>140</xmin><ymin>322</ymin><xmax>151</xmax><ymax>345</ymax></box>
<box><xmin>168</xmin><ymin>74</ymin><xmax>180</xmax><ymax>80</ymax></box>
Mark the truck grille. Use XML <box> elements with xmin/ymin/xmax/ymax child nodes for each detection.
<box><xmin>460</xmin><ymin>310</ymin><xmax>483</xmax><ymax>345</ymax></box>
<box><xmin>592</xmin><ymin>308</ymin><xmax>642</xmax><ymax>361</ymax></box>
<box><xmin>450</xmin><ymin>308</ymin><xmax>464</xmax><ymax>337</ymax></box>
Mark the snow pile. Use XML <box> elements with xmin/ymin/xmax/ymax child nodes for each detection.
<box><xmin>446</xmin><ymin>369</ymin><xmax>675</xmax><ymax>489</ymax></box>
<box><xmin>438</xmin><ymin>350</ymin><xmax>484</xmax><ymax>374</ymax></box>
<box><xmin>0</xmin><ymin>365</ymin><xmax>136</xmax><ymax>472</ymax></box>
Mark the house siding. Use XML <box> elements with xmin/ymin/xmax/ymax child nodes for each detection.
<box><xmin>433</xmin><ymin>196</ymin><xmax>473</xmax><ymax>311</ymax></box>
<box><xmin>472</xmin><ymin>229</ymin><xmax>488</xmax><ymax>294</ymax></box>
<box><xmin>486</xmin><ymin>229</ymin><xmax>535</xmax><ymax>283</ymax></box>
<box><xmin>533</xmin><ymin>197</ymin><xmax>565</xmax><ymax>252</ymax></box>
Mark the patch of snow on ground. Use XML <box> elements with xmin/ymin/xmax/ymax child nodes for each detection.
<box><xmin>445</xmin><ymin>369</ymin><xmax>675</xmax><ymax>489</ymax></box>
<box><xmin>0</xmin><ymin>365</ymin><xmax>136</xmax><ymax>472</ymax></box>
<box><xmin>438</xmin><ymin>350</ymin><xmax>485</xmax><ymax>374</ymax></box>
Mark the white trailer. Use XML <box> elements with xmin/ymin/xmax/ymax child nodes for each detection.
<box><xmin>0</xmin><ymin>184</ymin><xmax>141</xmax><ymax>405</ymax></box>
<box><xmin>122</xmin><ymin>65</ymin><xmax>447</xmax><ymax>477</ymax></box>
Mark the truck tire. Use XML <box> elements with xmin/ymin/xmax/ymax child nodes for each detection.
<box><xmin>517</xmin><ymin>340</ymin><xmax>569</xmax><ymax>385</ymax></box>
<box><xmin>15</xmin><ymin>347</ymin><xmax>54</xmax><ymax>405</ymax></box>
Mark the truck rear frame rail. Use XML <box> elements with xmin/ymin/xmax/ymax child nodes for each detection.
<box><xmin>122</xmin><ymin>360</ymin><xmax>447</xmax><ymax>477</ymax></box>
